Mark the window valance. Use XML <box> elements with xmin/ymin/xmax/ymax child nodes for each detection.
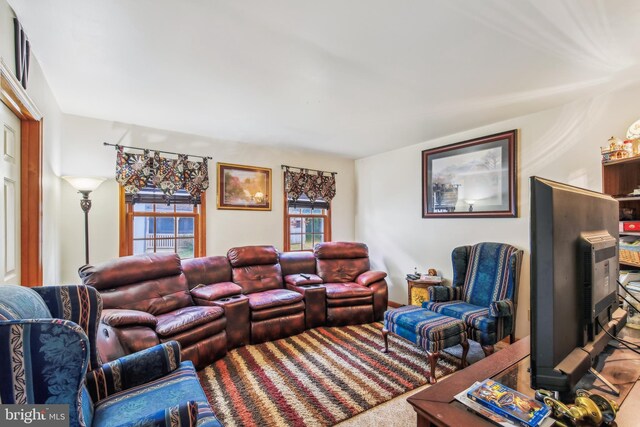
<box><xmin>283</xmin><ymin>166</ymin><xmax>336</xmax><ymax>207</ymax></box>
<box><xmin>112</xmin><ymin>144</ymin><xmax>210</xmax><ymax>203</ymax></box>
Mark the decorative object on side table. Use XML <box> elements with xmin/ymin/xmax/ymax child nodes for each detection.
<box><xmin>422</xmin><ymin>129</ymin><xmax>518</xmax><ymax>218</ymax></box>
<box><xmin>217</xmin><ymin>162</ymin><xmax>271</xmax><ymax>210</ymax></box>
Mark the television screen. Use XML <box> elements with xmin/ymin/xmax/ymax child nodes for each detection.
<box><xmin>530</xmin><ymin>176</ymin><xmax>622</xmax><ymax>392</ymax></box>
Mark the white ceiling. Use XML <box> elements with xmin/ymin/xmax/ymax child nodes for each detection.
<box><xmin>8</xmin><ymin>0</ymin><xmax>640</xmax><ymax>158</ymax></box>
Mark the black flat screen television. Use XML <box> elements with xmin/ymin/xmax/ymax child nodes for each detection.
<box><xmin>530</xmin><ymin>176</ymin><xmax>625</xmax><ymax>393</ymax></box>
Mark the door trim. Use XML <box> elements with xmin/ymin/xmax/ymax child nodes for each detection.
<box><xmin>0</xmin><ymin>58</ymin><xmax>43</xmax><ymax>287</ymax></box>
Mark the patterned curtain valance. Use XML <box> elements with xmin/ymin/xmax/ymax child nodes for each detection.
<box><xmin>283</xmin><ymin>166</ymin><xmax>336</xmax><ymax>207</ymax></box>
<box><xmin>113</xmin><ymin>145</ymin><xmax>210</xmax><ymax>203</ymax></box>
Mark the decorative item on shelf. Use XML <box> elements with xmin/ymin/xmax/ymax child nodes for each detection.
<box><xmin>601</xmin><ymin>136</ymin><xmax>630</xmax><ymax>162</ymax></box>
<box><xmin>624</xmin><ymin>139</ymin><xmax>635</xmax><ymax>156</ymax></box>
<box><xmin>627</xmin><ymin>118</ymin><xmax>640</xmax><ymax>140</ymax></box>
<box><xmin>62</xmin><ymin>176</ymin><xmax>106</xmax><ymax>265</ymax></box>
<box><xmin>620</xmin><ymin>208</ymin><xmax>636</xmax><ymax>221</ymax></box>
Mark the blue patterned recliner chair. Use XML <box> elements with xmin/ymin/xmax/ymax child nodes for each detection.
<box><xmin>425</xmin><ymin>242</ymin><xmax>523</xmax><ymax>356</ymax></box>
<box><xmin>0</xmin><ymin>284</ymin><xmax>221</xmax><ymax>427</ymax></box>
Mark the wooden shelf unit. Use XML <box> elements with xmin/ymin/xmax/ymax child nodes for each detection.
<box><xmin>603</xmin><ymin>156</ymin><xmax>640</xmax><ymax>217</ymax></box>
<box><xmin>603</xmin><ymin>156</ymin><xmax>640</xmax><ymax>268</ymax></box>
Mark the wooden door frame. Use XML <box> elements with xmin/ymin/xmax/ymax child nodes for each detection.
<box><xmin>0</xmin><ymin>58</ymin><xmax>43</xmax><ymax>287</ymax></box>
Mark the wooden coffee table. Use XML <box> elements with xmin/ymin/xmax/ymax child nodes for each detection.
<box><xmin>407</xmin><ymin>335</ymin><xmax>640</xmax><ymax>427</ymax></box>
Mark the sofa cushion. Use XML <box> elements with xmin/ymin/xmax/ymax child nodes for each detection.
<box><xmin>227</xmin><ymin>245</ymin><xmax>279</xmax><ymax>267</ymax></box>
<box><xmin>246</xmin><ymin>289</ymin><xmax>304</xmax><ymax>311</ymax></box>
<box><xmin>102</xmin><ymin>309</ymin><xmax>157</xmax><ymax>328</ymax></box>
<box><xmin>99</xmin><ymin>274</ymin><xmax>193</xmax><ymax>316</ymax></box>
<box><xmin>191</xmin><ymin>282</ymin><xmax>242</xmax><ymax>301</ymax></box>
<box><xmin>324</xmin><ymin>282</ymin><xmax>373</xmax><ymax>299</ymax></box>
<box><xmin>232</xmin><ymin>264</ymin><xmax>283</xmax><ymax>294</ymax></box>
<box><xmin>155</xmin><ymin>306</ymin><xmax>224</xmax><ymax>337</ymax></box>
<box><xmin>285</xmin><ymin>273</ymin><xmax>323</xmax><ymax>287</ymax></box>
<box><xmin>92</xmin><ymin>362</ymin><xmax>221</xmax><ymax>427</ymax></box>
<box><xmin>80</xmin><ymin>253</ymin><xmax>182</xmax><ymax>290</ymax></box>
<box><xmin>251</xmin><ymin>301</ymin><xmax>305</xmax><ymax>321</ymax></box>
<box><xmin>356</xmin><ymin>271</ymin><xmax>387</xmax><ymax>287</ymax></box>
<box><xmin>462</xmin><ymin>242</ymin><xmax>520</xmax><ymax>308</ymax></box>
<box><xmin>314</xmin><ymin>242</ymin><xmax>369</xmax><ymax>259</ymax></box>
<box><xmin>280</xmin><ymin>251</ymin><xmax>316</xmax><ymax>276</ymax></box>
<box><xmin>159</xmin><ymin>317</ymin><xmax>227</xmax><ymax>348</ymax></box>
<box><xmin>182</xmin><ymin>256</ymin><xmax>232</xmax><ymax>290</ymax></box>
<box><xmin>316</xmin><ymin>258</ymin><xmax>370</xmax><ymax>283</ymax></box>
<box><xmin>424</xmin><ymin>300</ymin><xmax>495</xmax><ymax>333</ymax></box>
<box><xmin>326</xmin><ymin>295</ymin><xmax>372</xmax><ymax>307</ymax></box>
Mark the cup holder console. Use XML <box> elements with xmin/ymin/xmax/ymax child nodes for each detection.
<box><xmin>217</xmin><ymin>294</ymin><xmax>244</xmax><ymax>303</ymax></box>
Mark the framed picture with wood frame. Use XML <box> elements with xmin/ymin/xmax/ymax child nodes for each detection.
<box><xmin>422</xmin><ymin>130</ymin><xmax>517</xmax><ymax>218</ymax></box>
<box><xmin>217</xmin><ymin>162</ymin><xmax>272</xmax><ymax>210</ymax></box>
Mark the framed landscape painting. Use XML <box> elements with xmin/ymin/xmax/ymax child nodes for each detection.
<box><xmin>217</xmin><ymin>162</ymin><xmax>272</xmax><ymax>210</ymax></box>
<box><xmin>422</xmin><ymin>130</ymin><xmax>518</xmax><ymax>218</ymax></box>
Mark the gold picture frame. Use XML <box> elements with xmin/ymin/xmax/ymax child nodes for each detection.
<box><xmin>217</xmin><ymin>162</ymin><xmax>272</xmax><ymax>211</ymax></box>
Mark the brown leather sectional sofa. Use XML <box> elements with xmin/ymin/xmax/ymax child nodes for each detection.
<box><xmin>79</xmin><ymin>242</ymin><xmax>388</xmax><ymax>370</ymax></box>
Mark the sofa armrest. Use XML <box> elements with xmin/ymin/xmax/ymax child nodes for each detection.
<box><xmin>427</xmin><ymin>285</ymin><xmax>462</xmax><ymax>302</ymax></box>
<box><xmin>356</xmin><ymin>271</ymin><xmax>387</xmax><ymax>287</ymax></box>
<box><xmin>86</xmin><ymin>341</ymin><xmax>182</xmax><ymax>402</ymax></box>
<box><xmin>191</xmin><ymin>282</ymin><xmax>243</xmax><ymax>302</ymax></box>
<box><xmin>102</xmin><ymin>308</ymin><xmax>157</xmax><ymax>328</ymax></box>
<box><xmin>285</xmin><ymin>273</ymin><xmax>323</xmax><ymax>287</ymax></box>
<box><xmin>111</xmin><ymin>401</ymin><xmax>199</xmax><ymax>427</ymax></box>
<box><xmin>489</xmin><ymin>299</ymin><xmax>514</xmax><ymax>317</ymax></box>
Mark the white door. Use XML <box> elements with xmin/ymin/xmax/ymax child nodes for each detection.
<box><xmin>0</xmin><ymin>101</ymin><xmax>20</xmax><ymax>285</ymax></box>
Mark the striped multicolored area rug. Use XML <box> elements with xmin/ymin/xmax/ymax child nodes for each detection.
<box><xmin>198</xmin><ymin>322</ymin><xmax>462</xmax><ymax>427</ymax></box>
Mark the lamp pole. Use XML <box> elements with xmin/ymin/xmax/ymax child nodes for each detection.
<box><xmin>79</xmin><ymin>190</ymin><xmax>92</xmax><ymax>265</ymax></box>
<box><xmin>62</xmin><ymin>176</ymin><xmax>105</xmax><ymax>267</ymax></box>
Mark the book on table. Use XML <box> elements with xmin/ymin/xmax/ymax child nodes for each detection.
<box><xmin>464</xmin><ymin>379</ymin><xmax>552</xmax><ymax>427</ymax></box>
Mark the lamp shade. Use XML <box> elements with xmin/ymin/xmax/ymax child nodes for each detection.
<box><xmin>62</xmin><ymin>176</ymin><xmax>106</xmax><ymax>192</ymax></box>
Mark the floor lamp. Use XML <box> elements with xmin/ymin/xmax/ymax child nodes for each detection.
<box><xmin>62</xmin><ymin>176</ymin><xmax>106</xmax><ymax>265</ymax></box>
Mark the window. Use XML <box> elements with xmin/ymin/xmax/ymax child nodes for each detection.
<box><xmin>120</xmin><ymin>187</ymin><xmax>206</xmax><ymax>259</ymax></box>
<box><xmin>284</xmin><ymin>195</ymin><xmax>331</xmax><ymax>251</ymax></box>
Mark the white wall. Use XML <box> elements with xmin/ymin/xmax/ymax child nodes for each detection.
<box><xmin>0</xmin><ymin>0</ymin><xmax>64</xmax><ymax>285</ymax></box>
<box><xmin>59</xmin><ymin>114</ymin><xmax>356</xmax><ymax>284</ymax></box>
<box><xmin>355</xmin><ymin>80</ymin><xmax>640</xmax><ymax>339</ymax></box>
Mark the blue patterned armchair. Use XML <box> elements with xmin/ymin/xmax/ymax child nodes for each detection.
<box><xmin>0</xmin><ymin>285</ymin><xmax>220</xmax><ymax>427</ymax></box>
<box><xmin>425</xmin><ymin>242</ymin><xmax>523</xmax><ymax>356</ymax></box>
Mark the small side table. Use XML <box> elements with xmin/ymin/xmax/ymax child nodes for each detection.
<box><xmin>407</xmin><ymin>278</ymin><xmax>443</xmax><ymax>306</ymax></box>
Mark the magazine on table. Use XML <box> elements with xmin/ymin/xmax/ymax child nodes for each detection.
<box><xmin>456</xmin><ymin>380</ymin><xmax>553</xmax><ymax>427</ymax></box>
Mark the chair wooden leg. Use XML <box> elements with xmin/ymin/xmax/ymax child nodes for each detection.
<box><xmin>427</xmin><ymin>351</ymin><xmax>440</xmax><ymax>384</ymax></box>
<box><xmin>481</xmin><ymin>345</ymin><xmax>494</xmax><ymax>357</ymax></box>
<box><xmin>382</xmin><ymin>328</ymin><xmax>389</xmax><ymax>353</ymax></box>
<box><xmin>460</xmin><ymin>339</ymin><xmax>470</xmax><ymax>368</ymax></box>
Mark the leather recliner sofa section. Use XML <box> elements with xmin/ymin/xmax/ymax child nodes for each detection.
<box><xmin>79</xmin><ymin>253</ymin><xmax>227</xmax><ymax>369</ymax></box>
<box><xmin>181</xmin><ymin>254</ymin><xmax>250</xmax><ymax>350</ymax></box>
<box><xmin>227</xmin><ymin>245</ymin><xmax>306</xmax><ymax>344</ymax></box>
<box><xmin>314</xmin><ymin>242</ymin><xmax>388</xmax><ymax>326</ymax></box>
<box><xmin>82</xmin><ymin>242</ymin><xmax>388</xmax><ymax>368</ymax></box>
